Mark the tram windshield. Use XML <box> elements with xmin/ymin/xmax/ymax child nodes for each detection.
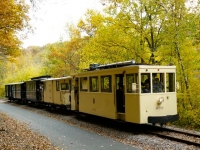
<box><xmin>140</xmin><ymin>72</ymin><xmax>175</xmax><ymax>93</ymax></box>
<box><xmin>141</xmin><ymin>73</ymin><xmax>151</xmax><ymax>93</ymax></box>
<box><xmin>152</xmin><ymin>73</ymin><xmax>164</xmax><ymax>93</ymax></box>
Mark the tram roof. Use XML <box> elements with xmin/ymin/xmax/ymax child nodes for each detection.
<box><xmin>84</xmin><ymin>60</ymin><xmax>175</xmax><ymax>71</ymax></box>
<box><xmin>31</xmin><ymin>75</ymin><xmax>51</xmax><ymax>81</ymax></box>
<box><xmin>5</xmin><ymin>82</ymin><xmax>24</xmax><ymax>85</ymax></box>
<box><xmin>41</xmin><ymin>76</ymin><xmax>72</xmax><ymax>81</ymax></box>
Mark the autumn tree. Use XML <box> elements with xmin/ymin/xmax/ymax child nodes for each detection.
<box><xmin>0</xmin><ymin>0</ymin><xmax>30</xmax><ymax>60</ymax></box>
<box><xmin>0</xmin><ymin>46</ymin><xmax>46</xmax><ymax>97</ymax></box>
<box><xmin>78</xmin><ymin>0</ymin><xmax>174</xmax><ymax>65</ymax></box>
<box><xmin>161</xmin><ymin>0</ymin><xmax>200</xmax><ymax>126</ymax></box>
<box><xmin>44</xmin><ymin>24</ymin><xmax>86</xmax><ymax>77</ymax></box>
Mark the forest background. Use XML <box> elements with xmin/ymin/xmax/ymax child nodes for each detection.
<box><xmin>0</xmin><ymin>0</ymin><xmax>200</xmax><ymax>130</ymax></box>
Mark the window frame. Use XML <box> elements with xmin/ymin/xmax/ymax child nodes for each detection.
<box><xmin>89</xmin><ymin>76</ymin><xmax>99</xmax><ymax>92</ymax></box>
<box><xmin>80</xmin><ymin>77</ymin><xmax>88</xmax><ymax>92</ymax></box>
<box><xmin>126</xmin><ymin>73</ymin><xmax>139</xmax><ymax>93</ymax></box>
<box><xmin>141</xmin><ymin>73</ymin><xmax>151</xmax><ymax>94</ymax></box>
<box><xmin>166</xmin><ymin>73</ymin><xmax>176</xmax><ymax>92</ymax></box>
<box><xmin>101</xmin><ymin>75</ymin><xmax>112</xmax><ymax>92</ymax></box>
<box><xmin>56</xmin><ymin>81</ymin><xmax>59</xmax><ymax>91</ymax></box>
<box><xmin>152</xmin><ymin>73</ymin><xmax>165</xmax><ymax>93</ymax></box>
<box><xmin>61</xmin><ymin>83</ymin><xmax>69</xmax><ymax>90</ymax></box>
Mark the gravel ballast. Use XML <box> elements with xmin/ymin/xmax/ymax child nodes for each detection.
<box><xmin>1</xmin><ymin>100</ymin><xmax>200</xmax><ymax>150</ymax></box>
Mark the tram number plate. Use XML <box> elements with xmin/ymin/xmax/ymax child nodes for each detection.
<box><xmin>156</xmin><ymin>106</ymin><xmax>164</xmax><ymax>109</ymax></box>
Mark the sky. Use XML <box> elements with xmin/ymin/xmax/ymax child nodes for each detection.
<box><xmin>22</xmin><ymin>0</ymin><xmax>103</xmax><ymax>48</ymax></box>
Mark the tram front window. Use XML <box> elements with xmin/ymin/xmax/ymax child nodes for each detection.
<box><xmin>141</xmin><ymin>73</ymin><xmax>151</xmax><ymax>93</ymax></box>
<box><xmin>152</xmin><ymin>73</ymin><xmax>165</xmax><ymax>93</ymax></box>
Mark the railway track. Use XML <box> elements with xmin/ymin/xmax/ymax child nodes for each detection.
<box><xmin>146</xmin><ymin>125</ymin><xmax>200</xmax><ymax>147</ymax></box>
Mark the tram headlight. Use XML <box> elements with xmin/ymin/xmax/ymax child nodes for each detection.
<box><xmin>158</xmin><ymin>97</ymin><xmax>164</xmax><ymax>104</ymax></box>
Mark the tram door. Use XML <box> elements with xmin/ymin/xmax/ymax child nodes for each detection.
<box><xmin>116</xmin><ymin>74</ymin><xmax>125</xmax><ymax>113</ymax></box>
<box><xmin>36</xmin><ymin>81</ymin><xmax>43</xmax><ymax>101</ymax></box>
<box><xmin>75</xmin><ymin>78</ymin><xmax>79</xmax><ymax>106</ymax></box>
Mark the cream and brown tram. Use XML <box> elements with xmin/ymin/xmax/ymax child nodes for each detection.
<box><xmin>71</xmin><ymin>60</ymin><xmax>179</xmax><ymax>124</ymax></box>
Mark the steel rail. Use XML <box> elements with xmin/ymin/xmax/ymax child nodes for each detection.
<box><xmin>146</xmin><ymin>130</ymin><xmax>200</xmax><ymax>147</ymax></box>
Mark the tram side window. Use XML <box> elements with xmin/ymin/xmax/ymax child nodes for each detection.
<box><xmin>27</xmin><ymin>84</ymin><xmax>29</xmax><ymax>91</ymax></box>
<box><xmin>28</xmin><ymin>83</ymin><xmax>33</xmax><ymax>91</ymax></box>
<box><xmin>101</xmin><ymin>75</ymin><xmax>112</xmax><ymax>92</ymax></box>
<box><xmin>29</xmin><ymin>83</ymin><xmax>31</xmax><ymax>91</ymax></box>
<box><xmin>166</xmin><ymin>73</ymin><xmax>175</xmax><ymax>92</ymax></box>
<box><xmin>61</xmin><ymin>83</ymin><xmax>69</xmax><ymax>90</ymax></box>
<box><xmin>33</xmin><ymin>82</ymin><xmax>36</xmax><ymax>91</ymax></box>
<box><xmin>26</xmin><ymin>83</ymin><xmax>29</xmax><ymax>91</ymax></box>
<box><xmin>90</xmin><ymin>76</ymin><xmax>98</xmax><ymax>92</ymax></box>
<box><xmin>56</xmin><ymin>81</ymin><xmax>59</xmax><ymax>91</ymax></box>
<box><xmin>152</xmin><ymin>73</ymin><xmax>164</xmax><ymax>93</ymax></box>
<box><xmin>13</xmin><ymin>85</ymin><xmax>15</xmax><ymax>91</ymax></box>
<box><xmin>126</xmin><ymin>74</ymin><xmax>139</xmax><ymax>93</ymax></box>
<box><xmin>29</xmin><ymin>83</ymin><xmax>32</xmax><ymax>91</ymax></box>
<box><xmin>16</xmin><ymin>84</ymin><xmax>21</xmax><ymax>91</ymax></box>
<box><xmin>29</xmin><ymin>82</ymin><xmax>36</xmax><ymax>91</ymax></box>
<box><xmin>31</xmin><ymin>83</ymin><xmax>33</xmax><ymax>91</ymax></box>
<box><xmin>34</xmin><ymin>83</ymin><xmax>36</xmax><ymax>91</ymax></box>
<box><xmin>80</xmin><ymin>77</ymin><xmax>88</xmax><ymax>91</ymax></box>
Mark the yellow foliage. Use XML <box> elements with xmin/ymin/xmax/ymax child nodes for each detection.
<box><xmin>0</xmin><ymin>0</ymin><xmax>30</xmax><ymax>59</ymax></box>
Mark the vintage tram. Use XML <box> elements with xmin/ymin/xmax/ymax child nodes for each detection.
<box><xmin>5</xmin><ymin>60</ymin><xmax>179</xmax><ymax>125</ymax></box>
<box><xmin>71</xmin><ymin>60</ymin><xmax>178</xmax><ymax>124</ymax></box>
